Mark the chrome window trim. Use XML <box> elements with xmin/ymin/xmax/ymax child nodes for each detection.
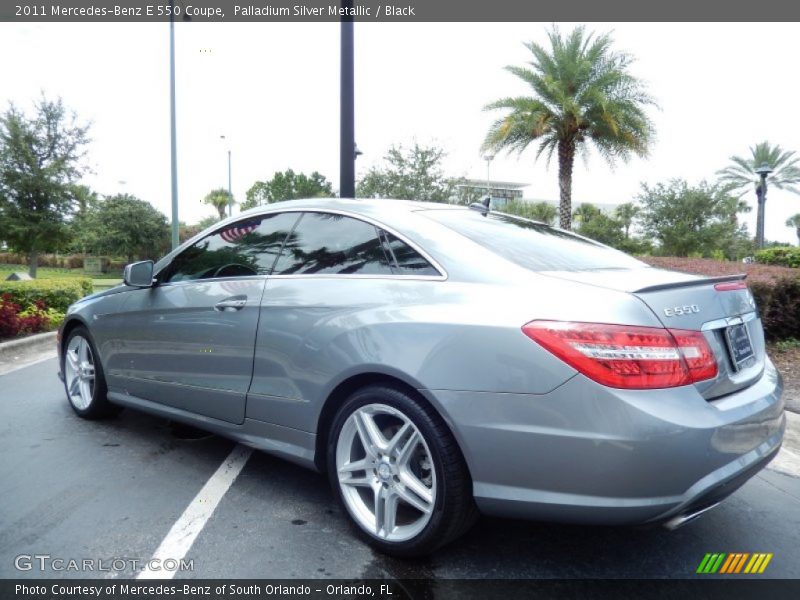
<box><xmin>153</xmin><ymin>275</ymin><xmax>268</xmax><ymax>290</ymax></box>
<box><xmin>154</xmin><ymin>207</ymin><xmax>448</xmax><ymax>286</ymax></box>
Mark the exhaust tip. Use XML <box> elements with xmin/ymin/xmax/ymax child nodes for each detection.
<box><xmin>663</xmin><ymin>502</ymin><xmax>721</xmax><ymax>531</ymax></box>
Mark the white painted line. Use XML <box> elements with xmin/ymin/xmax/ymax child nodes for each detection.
<box><xmin>137</xmin><ymin>444</ymin><xmax>253</xmax><ymax>579</ymax></box>
<box><xmin>0</xmin><ymin>351</ymin><xmax>57</xmax><ymax>376</ymax></box>
<box><xmin>768</xmin><ymin>445</ymin><xmax>800</xmax><ymax>478</ymax></box>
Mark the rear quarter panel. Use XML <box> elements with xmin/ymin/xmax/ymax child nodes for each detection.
<box><xmin>247</xmin><ymin>275</ymin><xmax>664</xmax><ymax>433</ymax></box>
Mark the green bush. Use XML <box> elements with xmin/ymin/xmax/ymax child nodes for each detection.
<box><xmin>755</xmin><ymin>246</ymin><xmax>800</xmax><ymax>268</ymax></box>
<box><xmin>0</xmin><ymin>278</ymin><xmax>92</xmax><ymax>312</ymax></box>
<box><xmin>750</xmin><ymin>278</ymin><xmax>800</xmax><ymax>341</ymax></box>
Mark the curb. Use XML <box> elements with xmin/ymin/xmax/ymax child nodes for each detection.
<box><xmin>0</xmin><ymin>331</ymin><xmax>57</xmax><ymax>359</ymax></box>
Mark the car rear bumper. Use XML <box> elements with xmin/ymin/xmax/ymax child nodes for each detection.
<box><xmin>424</xmin><ymin>357</ymin><xmax>784</xmax><ymax>525</ymax></box>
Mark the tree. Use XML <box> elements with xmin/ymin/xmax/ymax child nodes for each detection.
<box><xmin>787</xmin><ymin>213</ymin><xmax>800</xmax><ymax>245</ymax></box>
<box><xmin>357</xmin><ymin>143</ymin><xmax>456</xmax><ymax>202</ymax></box>
<box><xmin>717</xmin><ymin>142</ymin><xmax>800</xmax><ymax>248</ymax></box>
<box><xmin>571</xmin><ymin>202</ymin><xmax>602</xmax><ymax>227</ymax></box>
<box><xmin>197</xmin><ymin>215</ymin><xmax>222</xmax><ymax>230</ymax></box>
<box><xmin>75</xmin><ymin>194</ymin><xmax>170</xmax><ymax>263</ymax></box>
<box><xmin>482</xmin><ymin>26</ymin><xmax>655</xmax><ymax>230</ymax></box>
<box><xmin>614</xmin><ymin>202</ymin><xmax>640</xmax><ymax>239</ymax></box>
<box><xmin>452</xmin><ymin>179</ymin><xmax>484</xmax><ymax>205</ymax></box>
<box><xmin>0</xmin><ymin>97</ymin><xmax>90</xmax><ymax>276</ymax></box>
<box><xmin>203</xmin><ymin>188</ymin><xmax>234</xmax><ymax>219</ymax></box>
<box><xmin>67</xmin><ymin>185</ymin><xmax>100</xmax><ymax>254</ymax></box>
<box><xmin>242</xmin><ymin>169</ymin><xmax>334</xmax><ymax>210</ymax></box>
<box><xmin>571</xmin><ymin>202</ymin><xmax>625</xmax><ymax>247</ymax></box>
<box><xmin>577</xmin><ymin>213</ymin><xmax>625</xmax><ymax>247</ymax></box>
<box><xmin>638</xmin><ymin>180</ymin><xmax>750</xmax><ymax>258</ymax></box>
<box><xmin>501</xmin><ymin>200</ymin><xmax>557</xmax><ymax>225</ymax></box>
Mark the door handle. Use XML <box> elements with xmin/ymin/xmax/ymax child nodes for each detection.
<box><xmin>214</xmin><ymin>295</ymin><xmax>247</xmax><ymax>311</ymax></box>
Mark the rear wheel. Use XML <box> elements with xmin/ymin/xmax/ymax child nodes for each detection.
<box><xmin>62</xmin><ymin>327</ymin><xmax>120</xmax><ymax>419</ymax></box>
<box><xmin>327</xmin><ymin>384</ymin><xmax>477</xmax><ymax>557</ymax></box>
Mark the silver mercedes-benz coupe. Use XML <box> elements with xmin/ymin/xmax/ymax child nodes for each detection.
<box><xmin>58</xmin><ymin>198</ymin><xmax>785</xmax><ymax>556</ymax></box>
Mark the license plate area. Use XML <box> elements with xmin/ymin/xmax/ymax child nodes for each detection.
<box><xmin>724</xmin><ymin>323</ymin><xmax>755</xmax><ymax>371</ymax></box>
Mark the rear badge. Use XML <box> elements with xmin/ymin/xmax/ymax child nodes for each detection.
<box><xmin>663</xmin><ymin>304</ymin><xmax>700</xmax><ymax>317</ymax></box>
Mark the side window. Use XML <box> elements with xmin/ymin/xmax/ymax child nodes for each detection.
<box><xmin>272</xmin><ymin>212</ymin><xmax>394</xmax><ymax>275</ymax></box>
<box><xmin>380</xmin><ymin>231</ymin><xmax>439</xmax><ymax>276</ymax></box>
<box><xmin>163</xmin><ymin>212</ymin><xmax>301</xmax><ymax>283</ymax></box>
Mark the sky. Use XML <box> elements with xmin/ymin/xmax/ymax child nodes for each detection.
<box><xmin>1</xmin><ymin>21</ymin><xmax>799</xmax><ymax>244</ymax></box>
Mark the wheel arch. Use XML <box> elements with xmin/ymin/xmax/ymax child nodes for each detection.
<box><xmin>60</xmin><ymin>316</ymin><xmax>91</xmax><ymax>355</ymax></box>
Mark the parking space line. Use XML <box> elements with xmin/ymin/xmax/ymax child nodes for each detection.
<box><xmin>0</xmin><ymin>351</ymin><xmax>57</xmax><ymax>376</ymax></box>
<box><xmin>137</xmin><ymin>444</ymin><xmax>253</xmax><ymax>579</ymax></box>
<box><xmin>769</xmin><ymin>445</ymin><xmax>800</xmax><ymax>478</ymax></box>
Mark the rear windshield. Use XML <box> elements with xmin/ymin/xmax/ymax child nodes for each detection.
<box><xmin>420</xmin><ymin>209</ymin><xmax>645</xmax><ymax>272</ymax></box>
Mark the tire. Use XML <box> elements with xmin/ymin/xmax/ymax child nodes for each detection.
<box><xmin>62</xmin><ymin>326</ymin><xmax>121</xmax><ymax>419</ymax></box>
<box><xmin>327</xmin><ymin>384</ymin><xmax>477</xmax><ymax>557</ymax></box>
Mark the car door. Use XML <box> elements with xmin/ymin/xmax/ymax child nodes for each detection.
<box><xmin>246</xmin><ymin>211</ymin><xmax>442</xmax><ymax>431</ymax></box>
<box><xmin>111</xmin><ymin>212</ymin><xmax>301</xmax><ymax>424</ymax></box>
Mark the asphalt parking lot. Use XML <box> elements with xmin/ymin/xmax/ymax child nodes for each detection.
<box><xmin>1</xmin><ymin>356</ymin><xmax>799</xmax><ymax>580</ymax></box>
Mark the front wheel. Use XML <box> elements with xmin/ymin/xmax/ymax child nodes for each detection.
<box><xmin>62</xmin><ymin>326</ymin><xmax>120</xmax><ymax>419</ymax></box>
<box><xmin>327</xmin><ymin>385</ymin><xmax>476</xmax><ymax>557</ymax></box>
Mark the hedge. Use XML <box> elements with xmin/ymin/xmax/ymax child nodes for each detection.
<box><xmin>0</xmin><ymin>252</ymin><xmax>86</xmax><ymax>269</ymax></box>
<box><xmin>750</xmin><ymin>278</ymin><xmax>800</xmax><ymax>342</ymax></box>
<box><xmin>0</xmin><ymin>278</ymin><xmax>93</xmax><ymax>313</ymax></box>
<box><xmin>755</xmin><ymin>246</ymin><xmax>800</xmax><ymax>268</ymax></box>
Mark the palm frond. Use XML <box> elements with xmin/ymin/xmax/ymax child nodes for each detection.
<box><xmin>718</xmin><ymin>141</ymin><xmax>800</xmax><ymax>197</ymax></box>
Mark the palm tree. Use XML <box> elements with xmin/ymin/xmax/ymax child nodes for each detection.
<box><xmin>717</xmin><ymin>142</ymin><xmax>800</xmax><ymax>248</ymax></box>
<box><xmin>571</xmin><ymin>202</ymin><xmax>602</xmax><ymax>227</ymax></box>
<box><xmin>787</xmin><ymin>213</ymin><xmax>800</xmax><ymax>245</ymax></box>
<box><xmin>526</xmin><ymin>201</ymin><xmax>558</xmax><ymax>225</ymax></box>
<box><xmin>203</xmin><ymin>188</ymin><xmax>234</xmax><ymax>220</ymax></box>
<box><xmin>482</xmin><ymin>26</ymin><xmax>655</xmax><ymax>229</ymax></box>
<box><xmin>501</xmin><ymin>200</ymin><xmax>558</xmax><ymax>225</ymax></box>
<box><xmin>614</xmin><ymin>202</ymin><xmax>640</xmax><ymax>239</ymax></box>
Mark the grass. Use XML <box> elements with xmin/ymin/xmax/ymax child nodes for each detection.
<box><xmin>0</xmin><ymin>266</ymin><xmax>123</xmax><ymax>280</ymax></box>
<box><xmin>772</xmin><ymin>338</ymin><xmax>800</xmax><ymax>353</ymax></box>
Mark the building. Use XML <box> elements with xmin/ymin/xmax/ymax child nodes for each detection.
<box><xmin>455</xmin><ymin>179</ymin><xmax>528</xmax><ymax>208</ymax></box>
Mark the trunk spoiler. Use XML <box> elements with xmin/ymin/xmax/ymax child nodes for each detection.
<box><xmin>633</xmin><ymin>273</ymin><xmax>747</xmax><ymax>294</ymax></box>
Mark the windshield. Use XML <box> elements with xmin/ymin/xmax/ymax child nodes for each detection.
<box><xmin>420</xmin><ymin>208</ymin><xmax>646</xmax><ymax>272</ymax></box>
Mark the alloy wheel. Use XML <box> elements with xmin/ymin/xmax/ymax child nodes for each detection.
<box><xmin>335</xmin><ymin>403</ymin><xmax>436</xmax><ymax>542</ymax></box>
<box><xmin>64</xmin><ymin>335</ymin><xmax>96</xmax><ymax>411</ymax></box>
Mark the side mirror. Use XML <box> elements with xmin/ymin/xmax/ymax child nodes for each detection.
<box><xmin>123</xmin><ymin>261</ymin><xmax>154</xmax><ymax>288</ymax></box>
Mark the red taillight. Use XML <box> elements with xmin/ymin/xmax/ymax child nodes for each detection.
<box><xmin>714</xmin><ymin>280</ymin><xmax>747</xmax><ymax>291</ymax></box>
<box><xmin>521</xmin><ymin>321</ymin><xmax>718</xmax><ymax>390</ymax></box>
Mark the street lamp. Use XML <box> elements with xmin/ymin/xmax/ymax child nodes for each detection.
<box><xmin>483</xmin><ymin>154</ymin><xmax>494</xmax><ymax>204</ymax></box>
<box><xmin>755</xmin><ymin>162</ymin><xmax>774</xmax><ymax>249</ymax></box>
<box><xmin>220</xmin><ymin>135</ymin><xmax>232</xmax><ymax>217</ymax></box>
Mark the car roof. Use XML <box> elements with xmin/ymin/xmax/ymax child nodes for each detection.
<box><xmin>237</xmin><ymin>197</ymin><xmax>466</xmax><ymax>218</ymax></box>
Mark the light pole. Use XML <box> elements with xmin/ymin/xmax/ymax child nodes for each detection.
<box><xmin>755</xmin><ymin>163</ymin><xmax>773</xmax><ymax>249</ymax></box>
<box><xmin>168</xmin><ymin>0</ymin><xmax>179</xmax><ymax>249</ymax></box>
<box><xmin>484</xmin><ymin>154</ymin><xmax>494</xmax><ymax>204</ymax></box>
<box><xmin>220</xmin><ymin>135</ymin><xmax>232</xmax><ymax>216</ymax></box>
<box><xmin>340</xmin><ymin>0</ymin><xmax>355</xmax><ymax>199</ymax></box>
